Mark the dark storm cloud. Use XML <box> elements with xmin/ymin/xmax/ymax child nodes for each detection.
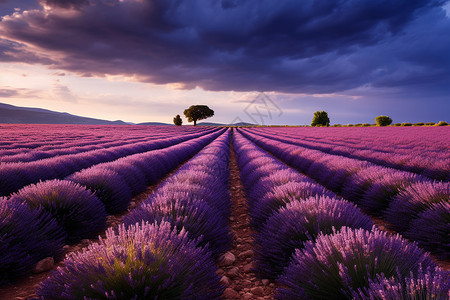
<box><xmin>0</xmin><ymin>0</ymin><xmax>449</xmax><ymax>94</ymax></box>
<box><xmin>0</xmin><ymin>38</ymin><xmax>53</xmax><ymax>63</ymax></box>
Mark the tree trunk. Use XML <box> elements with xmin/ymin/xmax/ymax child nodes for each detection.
<box><xmin>193</xmin><ymin>119</ymin><xmax>197</xmax><ymax>126</ymax></box>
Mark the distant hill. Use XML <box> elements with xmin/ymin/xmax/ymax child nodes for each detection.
<box><xmin>0</xmin><ymin>103</ymin><xmax>128</xmax><ymax>125</ymax></box>
<box><xmin>197</xmin><ymin>122</ymin><xmax>255</xmax><ymax>126</ymax></box>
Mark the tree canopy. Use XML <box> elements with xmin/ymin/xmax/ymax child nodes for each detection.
<box><xmin>311</xmin><ymin>111</ymin><xmax>330</xmax><ymax>127</ymax></box>
<box><xmin>375</xmin><ymin>115</ymin><xmax>392</xmax><ymax>126</ymax></box>
<box><xmin>173</xmin><ymin>114</ymin><xmax>182</xmax><ymax>126</ymax></box>
<box><xmin>183</xmin><ymin>105</ymin><xmax>214</xmax><ymax>126</ymax></box>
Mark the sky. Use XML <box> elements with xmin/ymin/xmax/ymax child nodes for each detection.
<box><xmin>0</xmin><ymin>0</ymin><xmax>449</xmax><ymax>125</ymax></box>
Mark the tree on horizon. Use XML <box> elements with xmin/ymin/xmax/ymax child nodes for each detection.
<box><xmin>375</xmin><ymin>115</ymin><xmax>392</xmax><ymax>126</ymax></box>
<box><xmin>173</xmin><ymin>114</ymin><xmax>182</xmax><ymax>126</ymax></box>
<box><xmin>183</xmin><ymin>105</ymin><xmax>214</xmax><ymax>126</ymax></box>
<box><xmin>311</xmin><ymin>111</ymin><xmax>330</xmax><ymax>127</ymax></box>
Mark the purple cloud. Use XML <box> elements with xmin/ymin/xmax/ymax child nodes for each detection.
<box><xmin>0</xmin><ymin>0</ymin><xmax>449</xmax><ymax>96</ymax></box>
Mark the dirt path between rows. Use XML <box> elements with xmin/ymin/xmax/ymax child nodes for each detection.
<box><xmin>218</xmin><ymin>139</ymin><xmax>276</xmax><ymax>299</ymax></box>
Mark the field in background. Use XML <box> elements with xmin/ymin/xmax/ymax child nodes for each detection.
<box><xmin>1</xmin><ymin>125</ymin><xmax>449</xmax><ymax>299</ymax></box>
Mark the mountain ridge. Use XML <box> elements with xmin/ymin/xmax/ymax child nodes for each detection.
<box><xmin>0</xmin><ymin>103</ymin><xmax>128</xmax><ymax>125</ymax></box>
<box><xmin>0</xmin><ymin>103</ymin><xmax>256</xmax><ymax>126</ymax></box>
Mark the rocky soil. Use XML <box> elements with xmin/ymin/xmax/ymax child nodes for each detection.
<box><xmin>218</xmin><ymin>144</ymin><xmax>276</xmax><ymax>299</ymax></box>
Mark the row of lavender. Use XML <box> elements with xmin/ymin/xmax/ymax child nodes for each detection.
<box><xmin>0</xmin><ymin>124</ymin><xmax>207</xmax><ymax>150</ymax></box>
<box><xmin>239</xmin><ymin>128</ymin><xmax>450</xmax><ymax>259</ymax></box>
<box><xmin>234</xmin><ymin>131</ymin><xmax>449</xmax><ymax>299</ymax></box>
<box><xmin>0</xmin><ymin>125</ymin><xmax>210</xmax><ymax>162</ymax></box>
<box><xmin>35</xmin><ymin>129</ymin><xmax>233</xmax><ymax>299</ymax></box>
<box><xmin>247</xmin><ymin>127</ymin><xmax>450</xmax><ymax>181</ymax></box>
<box><xmin>257</xmin><ymin>126</ymin><xmax>449</xmax><ymax>159</ymax></box>
<box><xmin>0</xmin><ymin>127</ymin><xmax>220</xmax><ymax>196</ymax></box>
<box><xmin>0</xmin><ymin>129</ymin><xmax>224</xmax><ymax>285</ymax></box>
<box><xmin>0</xmin><ymin>136</ymin><xmax>150</xmax><ymax>163</ymax></box>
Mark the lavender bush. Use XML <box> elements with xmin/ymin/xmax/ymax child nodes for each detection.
<box><xmin>10</xmin><ymin>180</ymin><xmax>107</xmax><ymax>243</ymax></box>
<box><xmin>156</xmin><ymin>182</ymin><xmax>231</xmax><ymax>217</ymax></box>
<box><xmin>407</xmin><ymin>201</ymin><xmax>450</xmax><ymax>260</ymax></box>
<box><xmin>0</xmin><ymin>165</ymin><xmax>33</xmax><ymax>196</ymax></box>
<box><xmin>317</xmin><ymin>158</ymin><xmax>366</xmax><ymax>192</ymax></box>
<box><xmin>0</xmin><ymin>199</ymin><xmax>65</xmax><ymax>284</ymax></box>
<box><xmin>121</xmin><ymin>153</ymin><xmax>167</xmax><ymax>184</ymax></box>
<box><xmin>246</xmin><ymin>169</ymin><xmax>312</xmax><ymax>207</ymax></box>
<box><xmin>359</xmin><ymin>171</ymin><xmax>422</xmax><ymax>216</ymax></box>
<box><xmin>250</xmin><ymin>181</ymin><xmax>335</xmax><ymax>229</ymax></box>
<box><xmin>67</xmin><ymin>168</ymin><xmax>132</xmax><ymax>214</ymax></box>
<box><xmin>276</xmin><ymin>227</ymin><xmax>437</xmax><ymax>299</ymax></box>
<box><xmin>352</xmin><ymin>266</ymin><xmax>450</xmax><ymax>300</ymax></box>
<box><xmin>385</xmin><ymin>181</ymin><xmax>450</xmax><ymax>233</ymax></box>
<box><xmin>123</xmin><ymin>194</ymin><xmax>231</xmax><ymax>259</ymax></box>
<box><xmin>340</xmin><ymin>166</ymin><xmax>388</xmax><ymax>203</ymax></box>
<box><xmin>99</xmin><ymin>162</ymin><xmax>148</xmax><ymax>195</ymax></box>
<box><xmin>255</xmin><ymin>196</ymin><xmax>373</xmax><ymax>279</ymax></box>
<box><xmin>36</xmin><ymin>222</ymin><xmax>224</xmax><ymax>299</ymax></box>
<box><xmin>242</xmin><ymin>163</ymin><xmax>285</xmax><ymax>189</ymax></box>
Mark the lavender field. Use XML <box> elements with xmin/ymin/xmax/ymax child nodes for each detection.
<box><xmin>0</xmin><ymin>125</ymin><xmax>449</xmax><ymax>299</ymax></box>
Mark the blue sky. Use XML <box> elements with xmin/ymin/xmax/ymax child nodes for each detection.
<box><xmin>1</xmin><ymin>0</ymin><xmax>449</xmax><ymax>125</ymax></box>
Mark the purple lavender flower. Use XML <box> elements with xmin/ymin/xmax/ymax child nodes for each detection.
<box><xmin>170</xmin><ymin>170</ymin><xmax>222</xmax><ymax>187</ymax></box>
<box><xmin>10</xmin><ymin>180</ymin><xmax>107</xmax><ymax>243</ymax></box>
<box><xmin>0</xmin><ymin>165</ymin><xmax>34</xmax><ymax>196</ymax></box>
<box><xmin>235</xmin><ymin>148</ymin><xmax>265</xmax><ymax>168</ymax></box>
<box><xmin>184</xmin><ymin>163</ymin><xmax>229</xmax><ymax>182</ymax></box>
<box><xmin>250</xmin><ymin>181</ymin><xmax>335</xmax><ymax>229</ymax></box>
<box><xmin>240</xmin><ymin>156</ymin><xmax>283</xmax><ymax>178</ymax></box>
<box><xmin>239</xmin><ymin>153</ymin><xmax>273</xmax><ymax>172</ymax></box>
<box><xmin>360</xmin><ymin>171</ymin><xmax>423</xmax><ymax>216</ymax></box>
<box><xmin>155</xmin><ymin>182</ymin><xmax>231</xmax><ymax>217</ymax></box>
<box><xmin>247</xmin><ymin>169</ymin><xmax>315</xmax><ymax>206</ymax></box>
<box><xmin>318</xmin><ymin>158</ymin><xmax>367</xmax><ymax>192</ymax></box>
<box><xmin>352</xmin><ymin>266</ymin><xmax>450</xmax><ymax>300</ymax></box>
<box><xmin>276</xmin><ymin>227</ymin><xmax>437</xmax><ymax>299</ymax></box>
<box><xmin>67</xmin><ymin>167</ymin><xmax>132</xmax><ymax>214</ymax></box>
<box><xmin>255</xmin><ymin>196</ymin><xmax>373</xmax><ymax>279</ymax></box>
<box><xmin>407</xmin><ymin>201</ymin><xmax>450</xmax><ymax>260</ymax></box>
<box><xmin>260</xmin><ymin>169</ymin><xmax>313</xmax><ymax>186</ymax></box>
<box><xmin>0</xmin><ymin>199</ymin><xmax>65</xmax><ymax>285</ymax></box>
<box><xmin>340</xmin><ymin>166</ymin><xmax>387</xmax><ymax>203</ymax></box>
<box><xmin>241</xmin><ymin>163</ymin><xmax>285</xmax><ymax>189</ymax></box>
<box><xmin>36</xmin><ymin>222</ymin><xmax>224</xmax><ymax>299</ymax></box>
<box><xmin>119</xmin><ymin>153</ymin><xmax>167</xmax><ymax>184</ymax></box>
<box><xmin>385</xmin><ymin>181</ymin><xmax>450</xmax><ymax>233</ymax></box>
<box><xmin>123</xmin><ymin>194</ymin><xmax>231</xmax><ymax>259</ymax></box>
<box><xmin>286</xmin><ymin>148</ymin><xmax>323</xmax><ymax>172</ymax></box>
<box><xmin>99</xmin><ymin>162</ymin><xmax>148</xmax><ymax>195</ymax></box>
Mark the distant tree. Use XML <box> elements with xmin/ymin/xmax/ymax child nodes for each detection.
<box><xmin>173</xmin><ymin>114</ymin><xmax>182</xmax><ymax>126</ymax></box>
<box><xmin>311</xmin><ymin>111</ymin><xmax>330</xmax><ymax>127</ymax></box>
<box><xmin>183</xmin><ymin>105</ymin><xmax>214</xmax><ymax>126</ymax></box>
<box><xmin>375</xmin><ymin>115</ymin><xmax>392</xmax><ymax>126</ymax></box>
